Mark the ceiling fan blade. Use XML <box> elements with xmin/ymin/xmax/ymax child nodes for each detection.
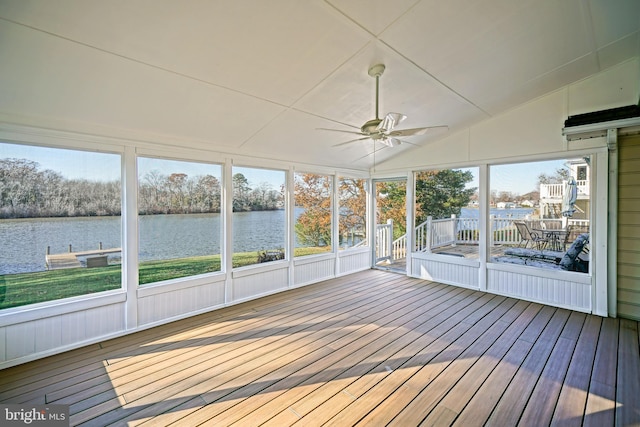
<box><xmin>388</xmin><ymin>125</ymin><xmax>449</xmax><ymax>137</ymax></box>
<box><xmin>317</xmin><ymin>128</ymin><xmax>367</xmax><ymax>137</ymax></box>
<box><xmin>380</xmin><ymin>137</ymin><xmax>401</xmax><ymax>148</ymax></box>
<box><xmin>394</xmin><ymin>138</ymin><xmax>420</xmax><ymax>147</ymax></box>
<box><xmin>377</xmin><ymin>112</ymin><xmax>407</xmax><ymax>132</ymax></box>
<box><xmin>332</xmin><ymin>136</ymin><xmax>371</xmax><ymax>147</ymax></box>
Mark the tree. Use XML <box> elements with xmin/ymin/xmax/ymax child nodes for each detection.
<box><xmin>232</xmin><ymin>173</ymin><xmax>251</xmax><ymax>212</ymax></box>
<box><xmin>415</xmin><ymin>169</ymin><xmax>476</xmax><ymax>224</ymax></box>
<box><xmin>194</xmin><ymin>174</ymin><xmax>221</xmax><ymax>212</ymax></box>
<box><xmin>294</xmin><ymin>173</ymin><xmax>332</xmax><ymax>247</ymax></box>
<box><xmin>338</xmin><ymin>177</ymin><xmax>367</xmax><ymax>246</ymax></box>
<box><xmin>376</xmin><ymin>180</ymin><xmax>407</xmax><ymax>239</ymax></box>
<box><xmin>167</xmin><ymin>173</ymin><xmax>188</xmax><ymax>212</ymax></box>
<box><xmin>538</xmin><ymin>168</ymin><xmax>569</xmax><ymax>185</ymax></box>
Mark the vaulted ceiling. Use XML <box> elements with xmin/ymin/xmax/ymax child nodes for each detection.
<box><xmin>1</xmin><ymin>0</ymin><xmax>639</xmax><ymax>171</ymax></box>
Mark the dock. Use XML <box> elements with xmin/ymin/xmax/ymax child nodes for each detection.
<box><xmin>45</xmin><ymin>245</ymin><xmax>121</xmax><ymax>270</ymax></box>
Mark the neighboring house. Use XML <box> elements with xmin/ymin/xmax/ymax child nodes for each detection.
<box><xmin>539</xmin><ymin>159</ymin><xmax>591</xmax><ymax>223</ymax></box>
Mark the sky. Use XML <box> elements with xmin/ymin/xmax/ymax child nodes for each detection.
<box><xmin>1</xmin><ymin>143</ymin><xmax>283</xmax><ymax>189</ymax></box>
<box><xmin>1</xmin><ymin>143</ymin><xmax>122</xmax><ymax>181</ymax></box>
<box><xmin>2</xmin><ymin>142</ymin><xmax>568</xmax><ymax>194</ymax></box>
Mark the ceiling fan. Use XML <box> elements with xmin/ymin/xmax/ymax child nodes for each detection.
<box><xmin>319</xmin><ymin>64</ymin><xmax>448</xmax><ymax>149</ymax></box>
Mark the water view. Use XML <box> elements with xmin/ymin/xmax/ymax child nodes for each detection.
<box><xmin>0</xmin><ymin>211</ymin><xmax>285</xmax><ymax>275</ymax></box>
<box><xmin>1</xmin><ymin>208</ymin><xmax>534</xmax><ymax>275</ymax></box>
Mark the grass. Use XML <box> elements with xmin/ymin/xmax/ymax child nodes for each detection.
<box><xmin>0</xmin><ymin>246</ymin><xmax>332</xmax><ymax>309</ymax></box>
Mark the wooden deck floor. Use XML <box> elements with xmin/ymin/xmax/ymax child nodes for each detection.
<box><xmin>1</xmin><ymin>270</ymin><xmax>639</xmax><ymax>426</ymax></box>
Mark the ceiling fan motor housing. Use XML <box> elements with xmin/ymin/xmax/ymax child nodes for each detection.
<box><xmin>361</xmin><ymin>118</ymin><xmax>382</xmax><ymax>135</ymax></box>
<box><xmin>368</xmin><ymin>64</ymin><xmax>385</xmax><ymax>78</ymax></box>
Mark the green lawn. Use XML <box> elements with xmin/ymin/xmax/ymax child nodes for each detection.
<box><xmin>0</xmin><ymin>247</ymin><xmax>331</xmax><ymax>309</ymax></box>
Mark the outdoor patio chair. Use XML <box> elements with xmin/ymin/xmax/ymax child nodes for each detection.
<box><xmin>513</xmin><ymin>220</ymin><xmax>548</xmax><ymax>250</ymax></box>
<box><xmin>495</xmin><ymin>233</ymin><xmax>589</xmax><ymax>272</ymax></box>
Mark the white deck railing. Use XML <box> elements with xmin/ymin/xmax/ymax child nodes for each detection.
<box><xmin>378</xmin><ymin>215</ymin><xmax>589</xmax><ymax>262</ymax></box>
<box><xmin>540</xmin><ymin>180</ymin><xmax>589</xmax><ymax>199</ymax></box>
<box><xmin>375</xmin><ymin>220</ymin><xmax>393</xmax><ymax>262</ymax></box>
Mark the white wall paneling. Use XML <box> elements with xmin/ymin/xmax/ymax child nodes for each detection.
<box><xmin>487</xmin><ymin>264</ymin><xmax>592</xmax><ymax>312</ymax></box>
<box><xmin>411</xmin><ymin>254</ymin><xmax>480</xmax><ymax>289</ymax></box>
<box><xmin>337</xmin><ymin>248</ymin><xmax>371</xmax><ymax>276</ymax></box>
<box><xmin>231</xmin><ymin>263</ymin><xmax>290</xmax><ymax>302</ymax></box>
<box><xmin>137</xmin><ymin>275</ymin><xmax>226</xmax><ymax>326</ymax></box>
<box><xmin>293</xmin><ymin>255</ymin><xmax>336</xmax><ymax>287</ymax></box>
<box><xmin>1</xmin><ymin>301</ymin><xmax>125</xmax><ymax>367</ymax></box>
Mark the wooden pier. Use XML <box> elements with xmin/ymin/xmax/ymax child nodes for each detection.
<box><xmin>45</xmin><ymin>244</ymin><xmax>121</xmax><ymax>270</ymax></box>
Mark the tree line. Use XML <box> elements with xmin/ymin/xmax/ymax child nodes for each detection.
<box><xmin>0</xmin><ymin>158</ymin><xmax>120</xmax><ymax>218</ymax></box>
<box><xmin>293</xmin><ymin>171</ymin><xmax>475</xmax><ymax>247</ymax></box>
<box><xmin>0</xmin><ymin>158</ymin><xmax>284</xmax><ymax>218</ymax></box>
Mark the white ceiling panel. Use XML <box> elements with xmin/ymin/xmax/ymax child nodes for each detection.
<box><xmin>0</xmin><ymin>19</ymin><xmax>284</xmax><ymax>148</ymax></box>
<box><xmin>293</xmin><ymin>42</ymin><xmax>488</xmax><ymax>133</ymax></box>
<box><xmin>327</xmin><ymin>0</ymin><xmax>420</xmax><ymax>35</ymax></box>
<box><xmin>588</xmin><ymin>0</ymin><xmax>640</xmax><ymax>49</ymax></box>
<box><xmin>380</xmin><ymin>0</ymin><xmax>595</xmax><ymax>113</ymax></box>
<box><xmin>0</xmin><ymin>0</ymin><xmax>372</xmax><ymax>106</ymax></box>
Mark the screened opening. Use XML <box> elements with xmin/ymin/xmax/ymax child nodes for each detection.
<box><xmin>338</xmin><ymin>176</ymin><xmax>367</xmax><ymax>250</ymax></box>
<box><xmin>0</xmin><ymin>142</ymin><xmax>122</xmax><ymax>309</ymax></box>
<box><xmin>489</xmin><ymin>158</ymin><xmax>591</xmax><ymax>273</ymax></box>
<box><xmin>413</xmin><ymin>168</ymin><xmax>479</xmax><ymax>258</ymax></box>
<box><xmin>137</xmin><ymin>157</ymin><xmax>223</xmax><ymax>284</ymax></box>
<box><xmin>232</xmin><ymin>166</ymin><xmax>286</xmax><ymax>267</ymax></box>
<box><xmin>294</xmin><ymin>172</ymin><xmax>332</xmax><ymax>257</ymax></box>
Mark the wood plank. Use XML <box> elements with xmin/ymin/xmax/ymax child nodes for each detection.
<box><xmin>70</xmin><ymin>276</ymin><xmax>441</xmax><ymax>425</ymax></box>
<box><xmin>68</xmin><ymin>276</ymin><xmax>425</xmax><ymax>424</ymax></box>
<box><xmin>518</xmin><ymin>311</ymin><xmax>586</xmax><ymax>426</ymax></box>
<box><xmin>265</xmin><ymin>296</ymin><xmax>502</xmax><ymax>426</ymax></box>
<box><xmin>616</xmin><ymin>319</ymin><xmax>640</xmax><ymax>426</ymax></box>
<box><xmin>584</xmin><ymin>317</ymin><xmax>618</xmax><ymax>427</ymax></box>
<box><xmin>360</xmin><ymin>298</ymin><xmax>528</xmax><ymax>426</ymax></box>
<box><xmin>452</xmin><ymin>305</ymin><xmax>558</xmax><ymax>426</ymax></box>
<box><xmin>551</xmin><ymin>314</ymin><xmax>602</xmax><ymax>426</ymax></box>
<box><xmin>0</xmin><ymin>270</ymin><xmax>392</xmax><ymax>401</ymax></box>
<box><xmin>201</xmin><ymin>287</ymin><xmax>476</xmax><ymax>426</ymax></box>
<box><xmin>420</xmin><ymin>301</ymin><xmax>542</xmax><ymax>426</ymax></box>
<box><xmin>484</xmin><ymin>308</ymin><xmax>571</xmax><ymax>426</ymax></box>
<box><xmin>1</xmin><ymin>270</ymin><xmax>389</xmax><ymax>381</ymax></box>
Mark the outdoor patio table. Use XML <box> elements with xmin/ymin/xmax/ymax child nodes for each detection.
<box><xmin>535</xmin><ymin>229</ymin><xmax>565</xmax><ymax>251</ymax></box>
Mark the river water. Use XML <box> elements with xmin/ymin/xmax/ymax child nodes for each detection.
<box><xmin>1</xmin><ymin>207</ymin><xmax>533</xmax><ymax>274</ymax></box>
<box><xmin>0</xmin><ymin>211</ymin><xmax>285</xmax><ymax>274</ymax></box>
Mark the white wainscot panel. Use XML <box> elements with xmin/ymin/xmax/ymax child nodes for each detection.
<box><xmin>487</xmin><ymin>265</ymin><xmax>591</xmax><ymax>312</ymax></box>
<box><xmin>4</xmin><ymin>302</ymin><xmax>125</xmax><ymax>362</ymax></box>
<box><xmin>294</xmin><ymin>255</ymin><xmax>335</xmax><ymax>287</ymax></box>
<box><xmin>412</xmin><ymin>254</ymin><xmax>480</xmax><ymax>289</ymax></box>
<box><xmin>137</xmin><ymin>276</ymin><xmax>226</xmax><ymax>326</ymax></box>
<box><xmin>232</xmin><ymin>263</ymin><xmax>289</xmax><ymax>302</ymax></box>
<box><xmin>338</xmin><ymin>249</ymin><xmax>371</xmax><ymax>275</ymax></box>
